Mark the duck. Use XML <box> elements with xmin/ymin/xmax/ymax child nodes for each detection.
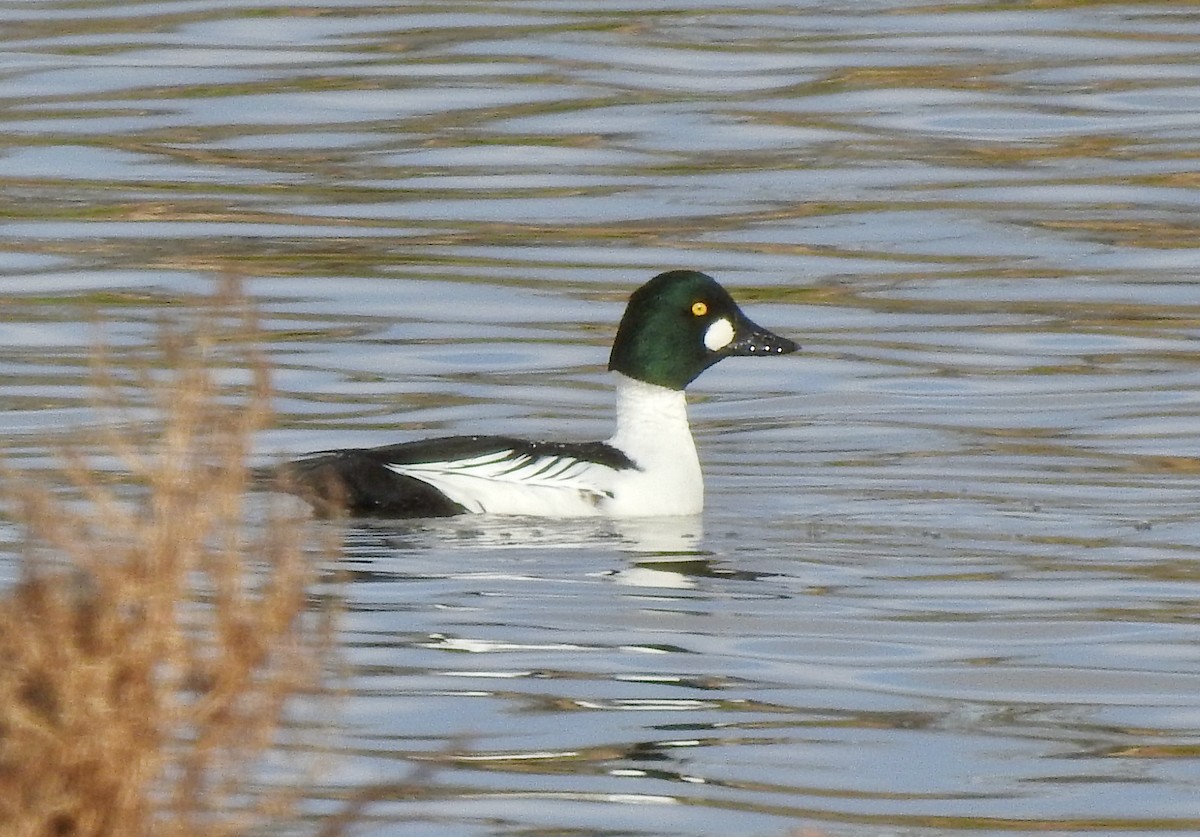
<box><xmin>269</xmin><ymin>270</ymin><xmax>798</xmax><ymax>518</ymax></box>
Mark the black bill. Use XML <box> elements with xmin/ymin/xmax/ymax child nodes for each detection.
<box><xmin>726</xmin><ymin>316</ymin><xmax>799</xmax><ymax>356</ymax></box>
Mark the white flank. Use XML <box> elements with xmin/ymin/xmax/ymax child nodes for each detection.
<box><xmin>385</xmin><ymin>449</ymin><xmax>612</xmax><ymax>516</ymax></box>
<box><xmin>703</xmin><ymin>318</ymin><xmax>734</xmax><ymax>352</ymax></box>
<box><xmin>384</xmin><ymin>373</ymin><xmax>704</xmax><ymax>518</ymax></box>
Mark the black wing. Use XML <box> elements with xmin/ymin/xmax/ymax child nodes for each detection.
<box><xmin>264</xmin><ymin>435</ymin><xmax>636</xmax><ymax>518</ymax></box>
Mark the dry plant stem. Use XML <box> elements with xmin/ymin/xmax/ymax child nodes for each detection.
<box><xmin>0</xmin><ymin>278</ymin><xmax>338</xmax><ymax>837</ymax></box>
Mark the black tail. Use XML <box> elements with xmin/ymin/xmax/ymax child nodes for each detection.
<box><xmin>253</xmin><ymin>451</ymin><xmax>466</xmax><ymax>519</ymax></box>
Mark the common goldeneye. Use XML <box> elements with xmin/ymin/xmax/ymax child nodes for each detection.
<box><xmin>271</xmin><ymin>270</ymin><xmax>798</xmax><ymax>517</ymax></box>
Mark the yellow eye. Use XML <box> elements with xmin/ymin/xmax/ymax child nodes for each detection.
<box><xmin>691</xmin><ymin>301</ymin><xmax>708</xmax><ymax>317</ymax></box>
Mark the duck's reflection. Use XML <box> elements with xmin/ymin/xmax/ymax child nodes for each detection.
<box><xmin>320</xmin><ymin>512</ymin><xmax>772</xmax><ymax>589</ymax></box>
<box><xmin>327</xmin><ymin>512</ymin><xmax>705</xmax><ymax>556</ymax></box>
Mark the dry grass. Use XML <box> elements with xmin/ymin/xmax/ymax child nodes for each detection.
<box><xmin>0</xmin><ymin>280</ymin><xmax>337</xmax><ymax>837</ymax></box>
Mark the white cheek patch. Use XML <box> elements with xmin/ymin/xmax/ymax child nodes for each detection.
<box><xmin>703</xmin><ymin>318</ymin><xmax>735</xmax><ymax>352</ymax></box>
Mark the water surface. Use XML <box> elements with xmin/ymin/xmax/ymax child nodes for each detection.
<box><xmin>2</xmin><ymin>2</ymin><xmax>1200</xmax><ymax>835</ymax></box>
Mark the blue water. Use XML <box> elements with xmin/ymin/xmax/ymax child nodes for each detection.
<box><xmin>3</xmin><ymin>2</ymin><xmax>1200</xmax><ymax>835</ymax></box>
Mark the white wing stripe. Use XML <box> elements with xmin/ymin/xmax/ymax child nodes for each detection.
<box><xmin>386</xmin><ymin>450</ymin><xmax>601</xmax><ymax>484</ymax></box>
<box><xmin>382</xmin><ymin>449</ymin><xmax>616</xmax><ymax>514</ymax></box>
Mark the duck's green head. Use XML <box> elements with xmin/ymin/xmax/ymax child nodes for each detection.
<box><xmin>608</xmin><ymin>270</ymin><xmax>799</xmax><ymax>390</ymax></box>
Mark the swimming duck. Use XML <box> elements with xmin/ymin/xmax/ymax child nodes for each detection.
<box><xmin>271</xmin><ymin>270</ymin><xmax>798</xmax><ymax>517</ymax></box>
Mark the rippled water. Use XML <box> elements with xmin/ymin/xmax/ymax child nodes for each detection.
<box><xmin>3</xmin><ymin>2</ymin><xmax>1200</xmax><ymax>835</ymax></box>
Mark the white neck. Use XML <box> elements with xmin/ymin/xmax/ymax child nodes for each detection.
<box><xmin>604</xmin><ymin>373</ymin><xmax>703</xmax><ymax>516</ymax></box>
<box><xmin>607</xmin><ymin>373</ymin><xmax>692</xmax><ymax>456</ymax></box>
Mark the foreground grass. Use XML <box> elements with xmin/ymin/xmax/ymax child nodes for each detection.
<box><xmin>0</xmin><ymin>282</ymin><xmax>837</xmax><ymax>837</ymax></box>
<box><xmin>0</xmin><ymin>283</ymin><xmax>337</xmax><ymax>837</ymax></box>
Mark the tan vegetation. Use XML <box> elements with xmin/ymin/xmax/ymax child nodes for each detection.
<box><xmin>0</xmin><ymin>281</ymin><xmax>337</xmax><ymax>837</ymax></box>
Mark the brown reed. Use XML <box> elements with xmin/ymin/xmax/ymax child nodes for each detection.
<box><xmin>0</xmin><ymin>279</ymin><xmax>337</xmax><ymax>837</ymax></box>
